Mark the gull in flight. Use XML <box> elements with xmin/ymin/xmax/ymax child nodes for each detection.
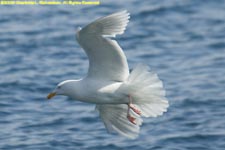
<box><xmin>47</xmin><ymin>10</ymin><xmax>169</xmax><ymax>139</ymax></box>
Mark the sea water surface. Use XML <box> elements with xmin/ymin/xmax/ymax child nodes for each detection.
<box><xmin>0</xmin><ymin>0</ymin><xmax>225</xmax><ymax>149</ymax></box>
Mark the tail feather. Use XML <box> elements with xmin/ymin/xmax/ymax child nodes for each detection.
<box><xmin>119</xmin><ymin>63</ymin><xmax>169</xmax><ymax>116</ymax></box>
<box><xmin>135</xmin><ymin>102</ymin><xmax>168</xmax><ymax>117</ymax></box>
<box><xmin>96</xmin><ymin>64</ymin><xmax>168</xmax><ymax>138</ymax></box>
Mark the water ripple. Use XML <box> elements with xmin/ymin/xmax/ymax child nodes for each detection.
<box><xmin>1</xmin><ymin>1</ymin><xmax>225</xmax><ymax>149</ymax></box>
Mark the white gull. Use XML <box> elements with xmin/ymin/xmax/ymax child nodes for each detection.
<box><xmin>47</xmin><ymin>10</ymin><xmax>169</xmax><ymax>139</ymax></box>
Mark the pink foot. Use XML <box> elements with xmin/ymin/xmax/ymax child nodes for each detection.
<box><xmin>127</xmin><ymin>115</ymin><xmax>136</xmax><ymax>125</ymax></box>
<box><xmin>129</xmin><ymin>104</ymin><xmax>141</xmax><ymax>115</ymax></box>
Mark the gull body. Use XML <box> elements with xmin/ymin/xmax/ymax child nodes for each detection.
<box><xmin>56</xmin><ymin>79</ymin><xmax>125</xmax><ymax>104</ymax></box>
<box><xmin>47</xmin><ymin>11</ymin><xmax>169</xmax><ymax>139</ymax></box>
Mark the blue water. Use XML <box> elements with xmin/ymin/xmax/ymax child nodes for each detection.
<box><xmin>1</xmin><ymin>0</ymin><xmax>225</xmax><ymax>149</ymax></box>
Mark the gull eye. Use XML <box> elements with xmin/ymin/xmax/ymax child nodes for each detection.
<box><xmin>58</xmin><ymin>86</ymin><xmax>61</xmax><ymax>89</ymax></box>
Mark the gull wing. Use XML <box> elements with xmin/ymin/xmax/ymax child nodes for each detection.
<box><xmin>96</xmin><ymin>104</ymin><xmax>142</xmax><ymax>139</ymax></box>
<box><xmin>76</xmin><ymin>11</ymin><xmax>130</xmax><ymax>81</ymax></box>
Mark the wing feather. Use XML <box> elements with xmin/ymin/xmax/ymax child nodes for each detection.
<box><xmin>96</xmin><ymin>104</ymin><xmax>142</xmax><ymax>139</ymax></box>
<box><xmin>76</xmin><ymin>11</ymin><xmax>130</xmax><ymax>81</ymax></box>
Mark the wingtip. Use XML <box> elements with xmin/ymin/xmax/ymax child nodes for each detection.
<box><xmin>113</xmin><ymin>10</ymin><xmax>130</xmax><ymax>20</ymax></box>
<box><xmin>120</xmin><ymin>10</ymin><xmax>129</xmax><ymax>15</ymax></box>
<box><xmin>119</xmin><ymin>10</ymin><xmax>130</xmax><ymax>19</ymax></box>
<box><xmin>79</xmin><ymin>10</ymin><xmax>131</xmax><ymax>37</ymax></box>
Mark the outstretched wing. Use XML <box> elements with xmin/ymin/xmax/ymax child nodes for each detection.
<box><xmin>96</xmin><ymin>104</ymin><xmax>143</xmax><ymax>139</ymax></box>
<box><xmin>76</xmin><ymin>11</ymin><xmax>130</xmax><ymax>81</ymax></box>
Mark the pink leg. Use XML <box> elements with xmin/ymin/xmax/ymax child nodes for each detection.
<box><xmin>129</xmin><ymin>103</ymin><xmax>141</xmax><ymax>115</ymax></box>
<box><xmin>127</xmin><ymin>115</ymin><xmax>136</xmax><ymax>125</ymax></box>
<box><xmin>128</xmin><ymin>95</ymin><xmax>141</xmax><ymax>115</ymax></box>
<box><xmin>127</xmin><ymin>95</ymin><xmax>141</xmax><ymax>125</ymax></box>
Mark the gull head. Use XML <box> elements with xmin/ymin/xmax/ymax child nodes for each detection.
<box><xmin>47</xmin><ymin>80</ymin><xmax>78</xmax><ymax>99</ymax></box>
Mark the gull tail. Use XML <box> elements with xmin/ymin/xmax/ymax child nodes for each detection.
<box><xmin>96</xmin><ymin>104</ymin><xmax>142</xmax><ymax>139</ymax></box>
<box><xmin>119</xmin><ymin>64</ymin><xmax>169</xmax><ymax>117</ymax></box>
<box><xmin>96</xmin><ymin>64</ymin><xmax>168</xmax><ymax>139</ymax></box>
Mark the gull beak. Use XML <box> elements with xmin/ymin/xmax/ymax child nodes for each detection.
<box><xmin>47</xmin><ymin>92</ymin><xmax>56</xmax><ymax>99</ymax></box>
